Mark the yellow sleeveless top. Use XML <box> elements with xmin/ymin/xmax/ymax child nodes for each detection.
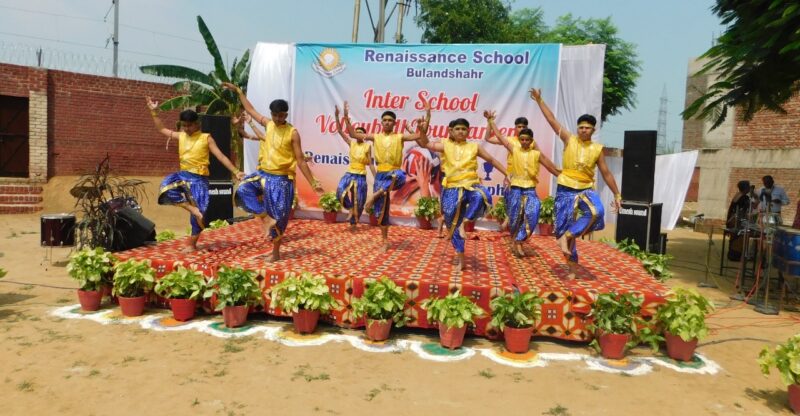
<box><xmin>442</xmin><ymin>139</ymin><xmax>479</xmax><ymax>189</ymax></box>
<box><xmin>557</xmin><ymin>135</ymin><xmax>603</xmax><ymax>190</ymax></box>
<box><xmin>257</xmin><ymin>121</ymin><xmax>297</xmax><ymax>179</ymax></box>
<box><xmin>510</xmin><ymin>141</ymin><xmax>540</xmax><ymax>188</ymax></box>
<box><xmin>179</xmin><ymin>131</ymin><xmax>210</xmax><ymax>176</ymax></box>
<box><xmin>347</xmin><ymin>140</ymin><xmax>371</xmax><ymax>175</ymax></box>
<box><xmin>374</xmin><ymin>132</ymin><xmax>403</xmax><ymax>172</ymax></box>
<box><xmin>505</xmin><ymin>136</ymin><xmax>519</xmax><ymax>175</ymax></box>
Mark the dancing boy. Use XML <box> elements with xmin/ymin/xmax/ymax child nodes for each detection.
<box><xmin>334</xmin><ymin>104</ymin><xmax>376</xmax><ymax>230</ymax></box>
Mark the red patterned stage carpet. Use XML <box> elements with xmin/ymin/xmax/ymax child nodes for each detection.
<box><xmin>116</xmin><ymin>219</ymin><xmax>667</xmax><ymax>342</ymax></box>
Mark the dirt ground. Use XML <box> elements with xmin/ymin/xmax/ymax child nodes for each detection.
<box><xmin>0</xmin><ymin>177</ymin><xmax>798</xmax><ymax>415</ymax></box>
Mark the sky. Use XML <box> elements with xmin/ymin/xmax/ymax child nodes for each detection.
<box><xmin>0</xmin><ymin>0</ymin><xmax>725</xmax><ymax>150</ymax></box>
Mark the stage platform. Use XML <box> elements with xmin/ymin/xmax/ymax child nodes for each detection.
<box><xmin>116</xmin><ymin>219</ymin><xmax>667</xmax><ymax>342</ymax></box>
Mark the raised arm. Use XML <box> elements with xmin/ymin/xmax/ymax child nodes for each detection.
<box><xmin>401</xmin><ymin>99</ymin><xmax>431</xmax><ymax>142</ymax></box>
<box><xmin>233</xmin><ymin>112</ymin><xmax>263</xmax><ymax>141</ymax></box>
<box><xmin>476</xmin><ymin>146</ymin><xmax>508</xmax><ymax>178</ymax></box>
<box><xmin>221</xmin><ymin>82</ymin><xmax>269</xmax><ymax>126</ymax></box>
<box><xmin>207</xmin><ymin>136</ymin><xmax>245</xmax><ymax>181</ymax></box>
<box><xmin>596</xmin><ymin>153</ymin><xmax>621</xmax><ymax>210</ymax></box>
<box><xmin>343</xmin><ymin>101</ymin><xmax>372</xmax><ymax>141</ymax></box>
<box><xmin>538</xmin><ymin>153</ymin><xmax>561</xmax><ymax>177</ymax></box>
<box><xmin>291</xmin><ymin>130</ymin><xmax>324</xmax><ymax>194</ymax></box>
<box><xmin>146</xmin><ymin>97</ymin><xmax>179</xmax><ymax>140</ymax></box>
<box><xmin>334</xmin><ymin>105</ymin><xmax>351</xmax><ymax>146</ymax></box>
<box><xmin>530</xmin><ymin>88</ymin><xmax>570</xmax><ymax>144</ymax></box>
<box><xmin>485</xmin><ymin>111</ymin><xmax>512</xmax><ymax>152</ymax></box>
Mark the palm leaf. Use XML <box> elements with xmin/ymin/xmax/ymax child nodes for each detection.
<box><xmin>140</xmin><ymin>65</ymin><xmax>214</xmax><ymax>86</ymax></box>
<box><xmin>232</xmin><ymin>49</ymin><xmax>251</xmax><ymax>83</ymax></box>
<box><xmin>158</xmin><ymin>95</ymin><xmax>192</xmax><ymax>111</ymax></box>
<box><xmin>197</xmin><ymin>16</ymin><xmax>230</xmax><ymax>83</ymax></box>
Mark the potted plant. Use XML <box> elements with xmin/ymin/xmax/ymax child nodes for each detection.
<box><xmin>111</xmin><ymin>258</ymin><xmax>156</xmax><ymax>317</ymax></box>
<box><xmin>538</xmin><ymin>196</ymin><xmax>555</xmax><ymax>236</ymax></box>
<box><xmin>655</xmin><ymin>287</ymin><xmax>714</xmax><ymax>361</ymax></box>
<box><xmin>421</xmin><ymin>291</ymin><xmax>485</xmax><ymax>349</ymax></box>
<box><xmin>270</xmin><ymin>271</ymin><xmax>342</xmax><ymax>334</ymax></box>
<box><xmin>204</xmin><ymin>265</ymin><xmax>263</xmax><ymax>328</ymax></box>
<box><xmin>759</xmin><ymin>334</ymin><xmax>800</xmax><ymax>414</ymax></box>
<box><xmin>319</xmin><ymin>192</ymin><xmax>341</xmax><ymax>224</ymax></box>
<box><xmin>490</xmin><ymin>291</ymin><xmax>544</xmax><ymax>353</ymax></box>
<box><xmin>587</xmin><ymin>292</ymin><xmax>644</xmax><ymax>359</ymax></box>
<box><xmin>351</xmin><ymin>277</ymin><xmax>410</xmax><ymax>341</ymax></box>
<box><xmin>66</xmin><ymin>247</ymin><xmax>116</xmax><ymax>311</ymax></box>
<box><xmin>154</xmin><ymin>266</ymin><xmax>207</xmax><ymax>321</ymax></box>
<box><xmin>414</xmin><ymin>197</ymin><xmax>440</xmax><ymax>230</ymax></box>
<box><xmin>207</xmin><ymin>219</ymin><xmax>229</xmax><ymax>229</ymax></box>
<box><xmin>490</xmin><ymin>197</ymin><xmax>507</xmax><ymax>229</ymax></box>
<box><xmin>366</xmin><ymin>205</ymin><xmax>378</xmax><ymax>226</ymax></box>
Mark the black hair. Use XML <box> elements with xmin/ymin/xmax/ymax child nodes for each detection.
<box><xmin>451</xmin><ymin>118</ymin><xmax>469</xmax><ymax>128</ymax></box>
<box><xmin>577</xmin><ymin>114</ymin><xmax>597</xmax><ymax>127</ymax></box>
<box><xmin>179</xmin><ymin>109</ymin><xmax>199</xmax><ymax>123</ymax></box>
<box><xmin>269</xmin><ymin>99</ymin><xmax>289</xmax><ymax>113</ymax></box>
<box><xmin>518</xmin><ymin>128</ymin><xmax>534</xmax><ymax>138</ymax></box>
<box><xmin>737</xmin><ymin>180</ymin><xmax>750</xmax><ymax>192</ymax></box>
<box><xmin>514</xmin><ymin>117</ymin><xmax>529</xmax><ymax>126</ymax></box>
<box><xmin>355</xmin><ymin>127</ymin><xmax>366</xmax><ymax>134</ymax></box>
<box><xmin>763</xmin><ymin>175</ymin><xmax>774</xmax><ymax>182</ymax></box>
<box><xmin>381</xmin><ymin>111</ymin><xmax>397</xmax><ymax>121</ymax></box>
<box><xmin>448</xmin><ymin>120</ymin><xmax>457</xmax><ymax>128</ymax></box>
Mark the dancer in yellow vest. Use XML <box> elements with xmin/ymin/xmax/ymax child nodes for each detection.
<box><xmin>418</xmin><ymin>118</ymin><xmax>508</xmax><ymax>271</ymax></box>
<box><xmin>485</xmin><ymin>111</ymin><xmax>561</xmax><ymax>257</ymax></box>
<box><xmin>529</xmin><ymin>88</ymin><xmax>622</xmax><ymax>279</ymax></box>
<box><xmin>146</xmin><ymin>98</ymin><xmax>244</xmax><ymax>252</ymax></box>
<box><xmin>334</xmin><ymin>105</ymin><xmax>376</xmax><ymax>231</ymax></box>
<box><xmin>222</xmin><ymin>83</ymin><xmax>324</xmax><ymax>262</ymax></box>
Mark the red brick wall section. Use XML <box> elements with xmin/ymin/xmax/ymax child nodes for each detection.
<box><xmin>733</xmin><ymin>94</ymin><xmax>800</xmax><ymax>149</ymax></box>
<box><xmin>727</xmin><ymin>167</ymin><xmax>800</xmax><ymax>224</ymax></box>
<box><xmin>685</xmin><ymin>167</ymin><xmax>699</xmax><ymax>202</ymax></box>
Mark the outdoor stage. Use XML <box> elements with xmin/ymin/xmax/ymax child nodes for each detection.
<box><xmin>116</xmin><ymin>219</ymin><xmax>667</xmax><ymax>342</ymax></box>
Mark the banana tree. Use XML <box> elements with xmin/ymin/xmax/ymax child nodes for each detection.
<box><xmin>140</xmin><ymin>15</ymin><xmax>250</xmax><ymax>168</ymax></box>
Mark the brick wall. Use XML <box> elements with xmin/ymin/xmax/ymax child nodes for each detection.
<box><xmin>681</xmin><ymin>73</ymin><xmax>706</xmax><ymax>151</ymax></box>
<box><xmin>732</xmin><ymin>95</ymin><xmax>800</xmax><ymax>149</ymax></box>
<box><xmin>727</xmin><ymin>167</ymin><xmax>800</xmax><ymax>224</ymax></box>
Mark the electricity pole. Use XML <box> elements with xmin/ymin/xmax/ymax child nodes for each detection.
<box><xmin>112</xmin><ymin>0</ymin><xmax>119</xmax><ymax>77</ymax></box>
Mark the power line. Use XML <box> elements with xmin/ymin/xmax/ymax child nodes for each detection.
<box><xmin>0</xmin><ymin>4</ymin><xmax>106</xmax><ymax>23</ymax></box>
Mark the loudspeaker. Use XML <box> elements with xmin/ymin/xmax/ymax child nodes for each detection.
<box><xmin>112</xmin><ymin>207</ymin><xmax>156</xmax><ymax>251</ymax></box>
<box><xmin>622</xmin><ymin>130</ymin><xmax>657</xmax><ymax>203</ymax></box>
<box><xmin>615</xmin><ymin>201</ymin><xmax>662</xmax><ymax>253</ymax></box>
<box><xmin>201</xmin><ymin>114</ymin><xmax>232</xmax><ymax>180</ymax></box>
<box><xmin>204</xmin><ymin>180</ymin><xmax>234</xmax><ymax>225</ymax></box>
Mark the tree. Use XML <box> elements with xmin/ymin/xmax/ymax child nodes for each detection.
<box><xmin>140</xmin><ymin>16</ymin><xmax>250</xmax><ymax>167</ymax></box>
<box><xmin>683</xmin><ymin>0</ymin><xmax>800</xmax><ymax>129</ymax></box>
<box><xmin>415</xmin><ymin>0</ymin><xmax>513</xmax><ymax>43</ymax></box>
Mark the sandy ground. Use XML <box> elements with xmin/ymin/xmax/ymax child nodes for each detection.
<box><xmin>0</xmin><ymin>177</ymin><xmax>799</xmax><ymax>415</ymax></box>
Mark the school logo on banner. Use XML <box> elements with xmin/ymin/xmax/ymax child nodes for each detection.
<box><xmin>312</xmin><ymin>48</ymin><xmax>346</xmax><ymax>78</ymax></box>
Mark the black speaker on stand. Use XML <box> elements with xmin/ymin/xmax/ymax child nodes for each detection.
<box><xmin>615</xmin><ymin>202</ymin><xmax>663</xmax><ymax>253</ymax></box>
<box><xmin>111</xmin><ymin>206</ymin><xmax>156</xmax><ymax>251</ymax></box>
<box><xmin>201</xmin><ymin>114</ymin><xmax>232</xmax><ymax>180</ymax></box>
<box><xmin>204</xmin><ymin>180</ymin><xmax>234</xmax><ymax>225</ymax></box>
<box><xmin>621</xmin><ymin>131</ymin><xmax>657</xmax><ymax>203</ymax></box>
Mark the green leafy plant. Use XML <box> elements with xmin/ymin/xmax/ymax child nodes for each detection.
<box><xmin>490</xmin><ymin>291</ymin><xmax>544</xmax><ymax>330</ymax></box>
<box><xmin>111</xmin><ymin>259</ymin><xmax>156</xmax><ymax>298</ymax></box>
<box><xmin>609</xmin><ymin>239</ymin><xmax>673</xmax><ymax>282</ymax></box>
<box><xmin>156</xmin><ymin>230</ymin><xmax>176</xmax><ymax>242</ymax></box>
<box><xmin>421</xmin><ymin>290</ymin><xmax>485</xmax><ymax>329</ymax></box>
<box><xmin>538</xmin><ymin>196</ymin><xmax>555</xmax><ymax>224</ymax></box>
<box><xmin>759</xmin><ymin>334</ymin><xmax>800</xmax><ymax>386</ymax></box>
<box><xmin>656</xmin><ymin>287</ymin><xmax>714</xmax><ymax>341</ymax></box>
<box><xmin>0</xmin><ymin>267</ymin><xmax>6</xmax><ymax>278</ymax></box>
<box><xmin>154</xmin><ymin>267</ymin><xmax>207</xmax><ymax>300</ymax></box>
<box><xmin>270</xmin><ymin>272</ymin><xmax>341</xmax><ymax>314</ymax></box>
<box><xmin>587</xmin><ymin>292</ymin><xmax>653</xmax><ymax>350</ymax></box>
<box><xmin>203</xmin><ymin>265</ymin><xmax>263</xmax><ymax>311</ymax></box>
<box><xmin>414</xmin><ymin>196</ymin><xmax>440</xmax><ymax>220</ymax></box>
<box><xmin>66</xmin><ymin>247</ymin><xmax>116</xmax><ymax>291</ymax></box>
<box><xmin>351</xmin><ymin>277</ymin><xmax>410</xmax><ymax>326</ymax></box>
<box><xmin>366</xmin><ymin>205</ymin><xmax>375</xmax><ymax>215</ymax></box>
<box><xmin>319</xmin><ymin>192</ymin><xmax>342</xmax><ymax>213</ymax></box>
<box><xmin>490</xmin><ymin>197</ymin><xmax>507</xmax><ymax>222</ymax></box>
<box><xmin>208</xmin><ymin>219</ymin><xmax>229</xmax><ymax>229</ymax></box>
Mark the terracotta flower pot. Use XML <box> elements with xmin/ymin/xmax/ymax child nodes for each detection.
<box><xmin>368</xmin><ymin>214</ymin><xmax>378</xmax><ymax>226</ymax></box>
<box><xmin>463</xmin><ymin>221</ymin><xmax>475</xmax><ymax>232</ymax></box>
<box><xmin>503</xmin><ymin>326</ymin><xmax>534</xmax><ymax>353</ymax></box>
<box><xmin>293</xmin><ymin>309</ymin><xmax>321</xmax><ymax>334</ymax></box>
<box><xmin>323</xmin><ymin>211</ymin><xmax>337</xmax><ymax>224</ymax></box>
<box><xmin>416</xmin><ymin>216</ymin><xmax>432</xmax><ymax>230</ymax></box>
<box><xmin>664</xmin><ymin>331</ymin><xmax>698</xmax><ymax>361</ymax></box>
<box><xmin>222</xmin><ymin>305</ymin><xmax>249</xmax><ymax>328</ymax></box>
<box><xmin>538</xmin><ymin>223</ymin><xmax>554</xmax><ymax>236</ymax></box>
<box><xmin>788</xmin><ymin>384</ymin><xmax>800</xmax><ymax>415</ymax></box>
<box><xmin>365</xmin><ymin>319</ymin><xmax>392</xmax><ymax>341</ymax></box>
<box><xmin>597</xmin><ymin>332</ymin><xmax>630</xmax><ymax>359</ymax></box>
<box><xmin>439</xmin><ymin>324</ymin><xmax>467</xmax><ymax>349</ymax></box>
<box><xmin>169</xmin><ymin>298</ymin><xmax>197</xmax><ymax>322</ymax></box>
<box><xmin>118</xmin><ymin>295</ymin><xmax>146</xmax><ymax>317</ymax></box>
<box><xmin>77</xmin><ymin>289</ymin><xmax>102</xmax><ymax>311</ymax></box>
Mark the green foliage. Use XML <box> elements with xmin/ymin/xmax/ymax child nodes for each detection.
<box><xmin>204</xmin><ymin>265</ymin><xmax>263</xmax><ymax>311</ymax></box>
<box><xmin>208</xmin><ymin>219</ymin><xmax>229</xmax><ymax>229</ymax></box>
<box><xmin>421</xmin><ymin>290</ymin><xmax>485</xmax><ymax>329</ymax></box>
<box><xmin>656</xmin><ymin>288</ymin><xmax>714</xmax><ymax>342</ymax></box>
<box><xmin>0</xmin><ymin>267</ymin><xmax>6</xmax><ymax>278</ymax></box>
<box><xmin>612</xmin><ymin>239</ymin><xmax>673</xmax><ymax>282</ymax></box>
<box><xmin>489</xmin><ymin>291</ymin><xmax>544</xmax><ymax>330</ymax></box>
<box><xmin>538</xmin><ymin>196</ymin><xmax>555</xmax><ymax>225</ymax></box>
<box><xmin>319</xmin><ymin>192</ymin><xmax>342</xmax><ymax>213</ymax></box>
<box><xmin>351</xmin><ymin>277</ymin><xmax>410</xmax><ymax>326</ymax></box>
<box><xmin>759</xmin><ymin>334</ymin><xmax>800</xmax><ymax>386</ymax></box>
<box><xmin>587</xmin><ymin>292</ymin><xmax>659</xmax><ymax>350</ymax></box>
<box><xmin>490</xmin><ymin>197</ymin><xmax>507</xmax><ymax>222</ymax></box>
<box><xmin>414</xmin><ymin>196</ymin><xmax>440</xmax><ymax>220</ymax></box>
<box><xmin>270</xmin><ymin>272</ymin><xmax>342</xmax><ymax>314</ymax></box>
<box><xmin>155</xmin><ymin>267</ymin><xmax>207</xmax><ymax>300</ymax></box>
<box><xmin>415</xmin><ymin>0</ymin><xmax>513</xmax><ymax>43</ymax></box>
<box><xmin>366</xmin><ymin>205</ymin><xmax>375</xmax><ymax>215</ymax></box>
<box><xmin>112</xmin><ymin>259</ymin><xmax>156</xmax><ymax>298</ymax></box>
<box><xmin>66</xmin><ymin>247</ymin><xmax>115</xmax><ymax>291</ymax></box>
<box><xmin>683</xmin><ymin>1</ymin><xmax>800</xmax><ymax>130</ymax></box>
<box><xmin>156</xmin><ymin>230</ymin><xmax>176</xmax><ymax>242</ymax></box>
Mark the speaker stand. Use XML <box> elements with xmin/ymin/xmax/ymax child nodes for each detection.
<box><xmin>698</xmin><ymin>227</ymin><xmax>718</xmax><ymax>289</ymax></box>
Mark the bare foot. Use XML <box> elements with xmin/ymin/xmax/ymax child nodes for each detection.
<box><xmin>514</xmin><ymin>243</ymin><xmax>525</xmax><ymax>257</ymax></box>
<box><xmin>262</xmin><ymin>216</ymin><xmax>277</xmax><ymax>240</ymax></box>
<box><xmin>180</xmin><ymin>245</ymin><xmax>197</xmax><ymax>253</ymax></box>
<box><xmin>268</xmin><ymin>246</ymin><xmax>280</xmax><ymax>262</ymax></box>
<box><xmin>350</xmin><ymin>223</ymin><xmax>357</xmax><ymax>232</ymax></box>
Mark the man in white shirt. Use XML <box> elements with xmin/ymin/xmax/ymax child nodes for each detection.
<box><xmin>758</xmin><ymin>175</ymin><xmax>790</xmax><ymax>224</ymax></box>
